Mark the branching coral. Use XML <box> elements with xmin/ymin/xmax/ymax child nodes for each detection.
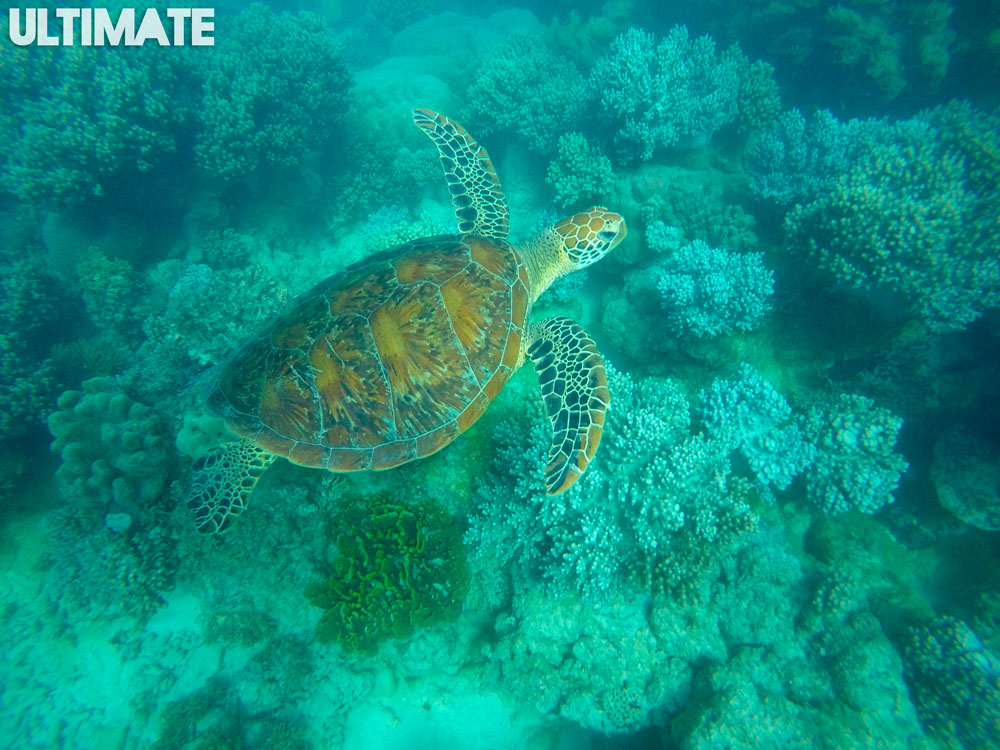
<box><xmin>931</xmin><ymin>427</ymin><xmax>1000</xmax><ymax>531</ymax></box>
<box><xmin>463</xmin><ymin>34</ymin><xmax>585</xmax><ymax>154</ymax></box>
<box><xmin>133</xmin><ymin>261</ymin><xmax>283</xmax><ymax>396</ymax></box>
<box><xmin>195</xmin><ymin>3</ymin><xmax>350</xmax><ymax>180</ymax></box>
<box><xmin>466</xmin><ymin>366</ymin><xmax>757</xmax><ymax>601</ymax></box>
<box><xmin>784</xmin><ymin>108</ymin><xmax>1000</xmax><ymax>330</ymax></box>
<box><xmin>639</xmin><ymin>175</ymin><xmax>758</xmax><ymax>251</ymax></box>
<box><xmin>305</xmin><ymin>492</ymin><xmax>469</xmax><ymax>654</ymax></box>
<box><xmin>800</xmin><ymin>393</ymin><xmax>908</xmax><ymax>515</ymax></box>
<box><xmin>0</xmin><ymin>259</ymin><xmax>63</xmax><ymax>440</ymax></box>
<box><xmin>825</xmin><ymin>5</ymin><xmax>906</xmax><ymax>100</ymax></box>
<box><xmin>587</xmin><ymin>26</ymin><xmax>740</xmax><ymax>160</ymax></box>
<box><xmin>586</xmin><ymin>26</ymin><xmax>778</xmax><ymax>161</ymax></box>
<box><xmin>545</xmin><ymin>133</ymin><xmax>616</xmax><ymax>209</ymax></box>
<box><xmin>0</xmin><ymin>43</ymin><xmax>182</xmax><ymax>206</ymax></box>
<box><xmin>699</xmin><ymin>365</ymin><xmax>812</xmax><ymax>490</ymax></box>
<box><xmin>654</xmin><ymin>241</ymin><xmax>774</xmax><ymax>338</ymax></box>
<box><xmin>902</xmin><ymin>616</ymin><xmax>1000</xmax><ymax>750</ymax></box>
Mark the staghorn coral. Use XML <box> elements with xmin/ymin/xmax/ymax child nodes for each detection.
<box><xmin>47</xmin><ymin>377</ymin><xmax>172</xmax><ymax>515</ymax></box>
<box><xmin>800</xmin><ymin>393</ymin><xmax>908</xmax><ymax>515</ymax></box>
<box><xmin>195</xmin><ymin>4</ymin><xmax>350</xmax><ymax>180</ymax></box>
<box><xmin>305</xmin><ymin>492</ymin><xmax>469</xmax><ymax>654</ymax></box>
<box><xmin>654</xmin><ymin>241</ymin><xmax>774</xmax><ymax>339</ymax></box>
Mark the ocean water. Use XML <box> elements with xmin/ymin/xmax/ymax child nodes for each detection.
<box><xmin>2</xmin><ymin>1</ymin><xmax>999</xmax><ymax>747</ymax></box>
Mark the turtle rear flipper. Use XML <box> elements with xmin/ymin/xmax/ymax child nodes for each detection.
<box><xmin>526</xmin><ymin>317</ymin><xmax>610</xmax><ymax>494</ymax></box>
<box><xmin>187</xmin><ymin>438</ymin><xmax>276</xmax><ymax>534</ymax></box>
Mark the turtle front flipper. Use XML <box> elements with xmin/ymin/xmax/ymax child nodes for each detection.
<box><xmin>187</xmin><ymin>438</ymin><xmax>276</xmax><ymax>534</ymax></box>
<box><xmin>525</xmin><ymin>317</ymin><xmax>610</xmax><ymax>495</ymax></box>
<box><xmin>412</xmin><ymin>108</ymin><xmax>510</xmax><ymax>241</ymax></box>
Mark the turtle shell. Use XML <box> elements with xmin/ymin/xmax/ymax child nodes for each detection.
<box><xmin>206</xmin><ymin>234</ymin><xmax>530</xmax><ymax>471</ymax></box>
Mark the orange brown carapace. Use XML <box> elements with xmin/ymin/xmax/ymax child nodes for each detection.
<box><xmin>207</xmin><ymin>234</ymin><xmax>528</xmax><ymax>472</ymax></box>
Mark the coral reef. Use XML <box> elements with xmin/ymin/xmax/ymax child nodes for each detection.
<box><xmin>195</xmin><ymin>4</ymin><xmax>351</xmax><ymax>180</ymax></box>
<box><xmin>467</xmin><ymin>366</ymin><xmax>757</xmax><ymax>601</ymax></box>
<box><xmin>654</xmin><ymin>241</ymin><xmax>773</xmax><ymax>338</ymax></box>
<box><xmin>587</xmin><ymin>26</ymin><xmax>741</xmax><ymax>160</ymax></box>
<box><xmin>931</xmin><ymin>427</ymin><xmax>1000</xmax><ymax>530</ymax></box>
<box><xmin>463</xmin><ymin>34</ymin><xmax>585</xmax><ymax>154</ymax></box>
<box><xmin>783</xmin><ymin>102</ymin><xmax>1000</xmax><ymax>330</ymax></box>
<box><xmin>800</xmin><ymin>393</ymin><xmax>908</xmax><ymax>515</ymax></box>
<box><xmin>133</xmin><ymin>261</ymin><xmax>284</xmax><ymax>397</ymax></box>
<box><xmin>47</xmin><ymin>377</ymin><xmax>173</xmax><ymax>515</ymax></box>
<box><xmin>699</xmin><ymin>364</ymin><xmax>811</xmax><ymax>490</ymax></box>
<box><xmin>0</xmin><ymin>44</ymin><xmax>182</xmax><ymax>206</ymax></box>
<box><xmin>903</xmin><ymin>616</ymin><xmax>1000</xmax><ymax>750</ymax></box>
<box><xmin>545</xmin><ymin>133</ymin><xmax>617</xmax><ymax>209</ymax></box>
<box><xmin>0</xmin><ymin>259</ymin><xmax>63</xmax><ymax>440</ymax></box>
<box><xmin>586</xmin><ymin>26</ymin><xmax>778</xmax><ymax>161</ymax></box>
<box><xmin>305</xmin><ymin>492</ymin><xmax>469</xmax><ymax>654</ymax></box>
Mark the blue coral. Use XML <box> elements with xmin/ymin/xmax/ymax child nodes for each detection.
<box><xmin>654</xmin><ymin>240</ymin><xmax>774</xmax><ymax>338</ymax></box>
<box><xmin>801</xmin><ymin>393</ymin><xmax>908</xmax><ymax>514</ymax></box>
<box><xmin>587</xmin><ymin>27</ymin><xmax>741</xmax><ymax>160</ymax></box>
<box><xmin>467</xmin><ymin>365</ymin><xmax>757</xmax><ymax>599</ymax></box>
<box><xmin>699</xmin><ymin>365</ymin><xmax>813</xmax><ymax>491</ymax></box>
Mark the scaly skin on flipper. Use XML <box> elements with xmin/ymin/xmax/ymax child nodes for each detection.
<box><xmin>525</xmin><ymin>317</ymin><xmax>610</xmax><ymax>494</ymax></box>
<box><xmin>413</xmin><ymin>108</ymin><xmax>510</xmax><ymax>241</ymax></box>
<box><xmin>187</xmin><ymin>438</ymin><xmax>275</xmax><ymax>533</ymax></box>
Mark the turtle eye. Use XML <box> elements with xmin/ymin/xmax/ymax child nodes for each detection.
<box><xmin>598</xmin><ymin>229</ymin><xmax>617</xmax><ymax>242</ymax></box>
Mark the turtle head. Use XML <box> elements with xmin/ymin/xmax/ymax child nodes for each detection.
<box><xmin>552</xmin><ymin>207</ymin><xmax>627</xmax><ymax>269</ymax></box>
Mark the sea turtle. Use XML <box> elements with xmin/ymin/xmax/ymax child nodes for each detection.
<box><xmin>187</xmin><ymin>109</ymin><xmax>626</xmax><ymax>533</ymax></box>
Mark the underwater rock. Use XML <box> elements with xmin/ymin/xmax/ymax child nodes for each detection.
<box><xmin>931</xmin><ymin>426</ymin><xmax>1000</xmax><ymax>531</ymax></box>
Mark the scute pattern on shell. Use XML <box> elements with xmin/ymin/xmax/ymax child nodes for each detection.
<box><xmin>207</xmin><ymin>235</ymin><xmax>529</xmax><ymax>472</ymax></box>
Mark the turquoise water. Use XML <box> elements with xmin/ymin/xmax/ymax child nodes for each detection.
<box><xmin>2</xmin><ymin>1</ymin><xmax>999</xmax><ymax>747</ymax></box>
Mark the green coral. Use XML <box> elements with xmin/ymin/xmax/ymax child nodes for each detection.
<box><xmin>463</xmin><ymin>34</ymin><xmax>585</xmax><ymax>154</ymax></box>
<box><xmin>0</xmin><ymin>258</ymin><xmax>62</xmax><ymax>440</ymax></box>
<box><xmin>47</xmin><ymin>377</ymin><xmax>172</xmax><ymax>513</ymax></box>
<box><xmin>195</xmin><ymin>3</ymin><xmax>350</xmax><ymax>180</ymax></box>
<box><xmin>305</xmin><ymin>493</ymin><xmax>469</xmax><ymax>654</ymax></box>
<box><xmin>785</xmin><ymin>105</ymin><xmax>1000</xmax><ymax>330</ymax></box>
<box><xmin>1</xmin><ymin>42</ymin><xmax>183</xmax><ymax>206</ymax></box>
<box><xmin>545</xmin><ymin>133</ymin><xmax>616</xmax><ymax>209</ymax></box>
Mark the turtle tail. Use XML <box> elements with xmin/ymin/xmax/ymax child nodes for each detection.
<box><xmin>187</xmin><ymin>438</ymin><xmax>275</xmax><ymax>534</ymax></box>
